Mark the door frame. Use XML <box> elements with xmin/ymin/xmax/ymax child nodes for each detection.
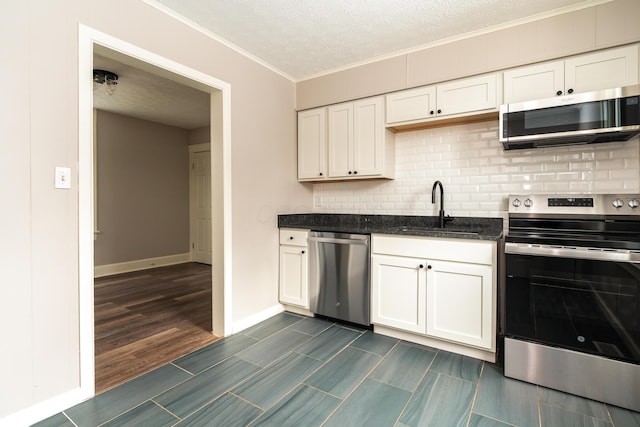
<box><xmin>79</xmin><ymin>25</ymin><xmax>233</xmax><ymax>398</ymax></box>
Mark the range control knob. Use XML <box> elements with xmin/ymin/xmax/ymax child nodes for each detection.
<box><xmin>629</xmin><ymin>199</ymin><xmax>640</xmax><ymax>209</ymax></box>
<box><xmin>612</xmin><ymin>199</ymin><xmax>625</xmax><ymax>208</ymax></box>
<box><xmin>524</xmin><ymin>198</ymin><xmax>533</xmax><ymax>208</ymax></box>
<box><xmin>512</xmin><ymin>198</ymin><xmax>521</xmax><ymax>207</ymax></box>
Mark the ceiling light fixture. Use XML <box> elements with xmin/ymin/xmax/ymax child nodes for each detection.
<box><xmin>93</xmin><ymin>69</ymin><xmax>119</xmax><ymax>96</ymax></box>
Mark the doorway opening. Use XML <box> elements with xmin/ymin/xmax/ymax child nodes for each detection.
<box><xmin>79</xmin><ymin>25</ymin><xmax>232</xmax><ymax>398</ymax></box>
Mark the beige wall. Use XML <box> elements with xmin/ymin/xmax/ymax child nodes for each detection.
<box><xmin>296</xmin><ymin>0</ymin><xmax>640</xmax><ymax>109</ymax></box>
<box><xmin>189</xmin><ymin>125</ymin><xmax>211</xmax><ymax>145</ymax></box>
<box><xmin>0</xmin><ymin>0</ymin><xmax>312</xmax><ymax>420</ymax></box>
<box><xmin>94</xmin><ymin>110</ymin><xmax>190</xmax><ymax>266</ymax></box>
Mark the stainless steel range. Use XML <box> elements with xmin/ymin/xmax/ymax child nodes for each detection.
<box><xmin>504</xmin><ymin>194</ymin><xmax>640</xmax><ymax>412</ymax></box>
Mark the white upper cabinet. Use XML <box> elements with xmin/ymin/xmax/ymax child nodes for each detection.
<box><xmin>565</xmin><ymin>45</ymin><xmax>639</xmax><ymax>94</ymax></box>
<box><xmin>297</xmin><ymin>108</ymin><xmax>326</xmax><ymax>181</ymax></box>
<box><xmin>504</xmin><ymin>44</ymin><xmax>639</xmax><ymax>104</ymax></box>
<box><xmin>386</xmin><ymin>86</ymin><xmax>436</xmax><ymax>124</ymax></box>
<box><xmin>385</xmin><ymin>73</ymin><xmax>499</xmax><ymax>125</ymax></box>
<box><xmin>353</xmin><ymin>97</ymin><xmax>385</xmax><ymax>177</ymax></box>
<box><xmin>299</xmin><ymin>96</ymin><xmax>393</xmax><ymax>182</ymax></box>
<box><xmin>436</xmin><ymin>74</ymin><xmax>498</xmax><ymax>117</ymax></box>
<box><xmin>503</xmin><ymin>61</ymin><xmax>565</xmax><ymax>104</ymax></box>
<box><xmin>327</xmin><ymin>103</ymin><xmax>353</xmax><ymax>178</ymax></box>
<box><xmin>329</xmin><ymin>97</ymin><xmax>387</xmax><ymax>178</ymax></box>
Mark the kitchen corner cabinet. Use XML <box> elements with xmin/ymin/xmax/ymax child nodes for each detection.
<box><xmin>371</xmin><ymin>234</ymin><xmax>496</xmax><ymax>352</ymax></box>
<box><xmin>298</xmin><ymin>96</ymin><xmax>395</xmax><ymax>182</ymax></box>
<box><xmin>279</xmin><ymin>229</ymin><xmax>309</xmax><ymax>309</ymax></box>
<box><xmin>385</xmin><ymin>73</ymin><xmax>499</xmax><ymax>125</ymax></box>
<box><xmin>503</xmin><ymin>44</ymin><xmax>639</xmax><ymax>104</ymax></box>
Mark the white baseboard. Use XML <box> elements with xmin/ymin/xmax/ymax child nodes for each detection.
<box><xmin>232</xmin><ymin>304</ymin><xmax>284</xmax><ymax>334</ymax></box>
<box><xmin>281</xmin><ymin>304</ymin><xmax>314</xmax><ymax>318</ymax></box>
<box><xmin>0</xmin><ymin>387</ymin><xmax>90</xmax><ymax>427</ymax></box>
<box><xmin>94</xmin><ymin>253</ymin><xmax>192</xmax><ymax>277</ymax></box>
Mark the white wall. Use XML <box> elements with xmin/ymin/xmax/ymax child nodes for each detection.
<box><xmin>0</xmin><ymin>0</ymin><xmax>312</xmax><ymax>421</ymax></box>
<box><xmin>313</xmin><ymin>121</ymin><xmax>640</xmax><ymax>221</ymax></box>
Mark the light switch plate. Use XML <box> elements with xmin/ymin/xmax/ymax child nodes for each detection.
<box><xmin>55</xmin><ymin>167</ymin><xmax>71</xmax><ymax>189</ymax></box>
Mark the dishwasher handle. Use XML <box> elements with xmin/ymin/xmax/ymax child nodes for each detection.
<box><xmin>308</xmin><ymin>236</ymin><xmax>369</xmax><ymax>245</ymax></box>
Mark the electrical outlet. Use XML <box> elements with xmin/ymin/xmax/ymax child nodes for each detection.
<box><xmin>55</xmin><ymin>167</ymin><xmax>71</xmax><ymax>189</ymax></box>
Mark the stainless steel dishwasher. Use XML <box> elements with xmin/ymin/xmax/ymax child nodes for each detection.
<box><xmin>308</xmin><ymin>231</ymin><xmax>370</xmax><ymax>326</ymax></box>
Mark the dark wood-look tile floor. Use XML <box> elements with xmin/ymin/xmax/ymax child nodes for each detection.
<box><xmin>94</xmin><ymin>262</ymin><xmax>220</xmax><ymax>394</ymax></box>
<box><xmin>39</xmin><ymin>313</ymin><xmax>640</xmax><ymax>427</ymax></box>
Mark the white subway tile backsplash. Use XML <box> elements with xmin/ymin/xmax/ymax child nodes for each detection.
<box><xmin>312</xmin><ymin>122</ymin><xmax>640</xmax><ymax>217</ymax></box>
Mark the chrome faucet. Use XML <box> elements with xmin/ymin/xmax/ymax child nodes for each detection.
<box><xmin>431</xmin><ymin>180</ymin><xmax>451</xmax><ymax>228</ymax></box>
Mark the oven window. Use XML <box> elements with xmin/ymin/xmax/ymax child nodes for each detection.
<box><xmin>505</xmin><ymin>254</ymin><xmax>640</xmax><ymax>364</ymax></box>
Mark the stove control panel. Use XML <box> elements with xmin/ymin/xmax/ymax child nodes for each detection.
<box><xmin>509</xmin><ymin>194</ymin><xmax>640</xmax><ymax>215</ymax></box>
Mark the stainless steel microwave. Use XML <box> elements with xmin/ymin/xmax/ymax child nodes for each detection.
<box><xmin>499</xmin><ymin>85</ymin><xmax>640</xmax><ymax>150</ymax></box>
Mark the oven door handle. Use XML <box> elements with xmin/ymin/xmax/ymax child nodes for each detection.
<box><xmin>505</xmin><ymin>242</ymin><xmax>640</xmax><ymax>263</ymax></box>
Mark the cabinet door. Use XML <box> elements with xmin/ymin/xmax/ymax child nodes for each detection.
<box><xmin>426</xmin><ymin>260</ymin><xmax>493</xmax><ymax>350</ymax></box>
<box><xmin>503</xmin><ymin>60</ymin><xmax>565</xmax><ymax>103</ymax></box>
<box><xmin>297</xmin><ymin>108</ymin><xmax>326</xmax><ymax>180</ymax></box>
<box><xmin>279</xmin><ymin>245</ymin><xmax>309</xmax><ymax>308</ymax></box>
<box><xmin>353</xmin><ymin>97</ymin><xmax>383</xmax><ymax>177</ymax></box>
<box><xmin>371</xmin><ymin>254</ymin><xmax>427</xmax><ymax>334</ymax></box>
<box><xmin>565</xmin><ymin>44</ymin><xmax>639</xmax><ymax>95</ymax></box>
<box><xmin>436</xmin><ymin>74</ymin><xmax>498</xmax><ymax>117</ymax></box>
<box><xmin>327</xmin><ymin>103</ymin><xmax>353</xmax><ymax>178</ymax></box>
<box><xmin>385</xmin><ymin>86</ymin><xmax>436</xmax><ymax>124</ymax></box>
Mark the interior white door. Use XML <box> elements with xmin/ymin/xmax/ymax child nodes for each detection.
<box><xmin>190</xmin><ymin>149</ymin><xmax>212</xmax><ymax>264</ymax></box>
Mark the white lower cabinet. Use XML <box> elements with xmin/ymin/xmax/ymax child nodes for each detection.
<box><xmin>426</xmin><ymin>260</ymin><xmax>493</xmax><ymax>349</ymax></box>
<box><xmin>371</xmin><ymin>234</ymin><xmax>497</xmax><ymax>355</ymax></box>
<box><xmin>279</xmin><ymin>229</ymin><xmax>309</xmax><ymax>309</ymax></box>
<box><xmin>371</xmin><ymin>254</ymin><xmax>427</xmax><ymax>334</ymax></box>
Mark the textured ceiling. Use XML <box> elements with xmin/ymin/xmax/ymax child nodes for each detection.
<box><xmin>96</xmin><ymin>0</ymin><xmax>604</xmax><ymax>130</ymax></box>
<box><xmin>150</xmin><ymin>0</ymin><xmax>601</xmax><ymax>80</ymax></box>
<box><xmin>93</xmin><ymin>53</ymin><xmax>210</xmax><ymax>130</ymax></box>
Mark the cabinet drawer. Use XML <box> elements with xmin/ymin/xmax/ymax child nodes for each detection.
<box><xmin>372</xmin><ymin>234</ymin><xmax>495</xmax><ymax>265</ymax></box>
<box><xmin>279</xmin><ymin>229</ymin><xmax>309</xmax><ymax>246</ymax></box>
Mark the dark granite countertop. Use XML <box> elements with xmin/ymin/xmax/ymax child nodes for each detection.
<box><xmin>278</xmin><ymin>213</ymin><xmax>503</xmax><ymax>241</ymax></box>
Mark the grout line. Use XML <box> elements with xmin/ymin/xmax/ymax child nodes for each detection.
<box><xmin>537</xmin><ymin>385</ymin><xmax>543</xmax><ymax>427</ymax></box>
<box><xmin>150</xmin><ymin>399</ymin><xmax>182</xmax><ymax>423</ymax></box>
<box><xmin>228</xmin><ymin>391</ymin><xmax>266</xmax><ymax>411</ymax></box>
<box><xmin>465</xmin><ymin>361</ymin><xmax>484</xmax><ymax>427</ymax></box>
<box><xmin>394</xmin><ymin>348</ymin><xmax>441</xmax><ymax>425</ymax></box>
<box><xmin>603</xmin><ymin>403</ymin><xmax>615</xmax><ymax>426</ymax></box>
<box><xmin>61</xmin><ymin>411</ymin><xmax>79</xmax><ymax>427</ymax></box>
<box><xmin>318</xmin><ymin>339</ymin><xmax>402</xmax><ymax>426</ymax></box>
<box><xmin>169</xmin><ymin>361</ymin><xmax>196</xmax><ymax>376</ymax></box>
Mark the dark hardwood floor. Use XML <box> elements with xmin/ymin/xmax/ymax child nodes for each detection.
<box><xmin>94</xmin><ymin>262</ymin><xmax>220</xmax><ymax>394</ymax></box>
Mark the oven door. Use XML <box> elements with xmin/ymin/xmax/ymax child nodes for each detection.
<box><xmin>505</xmin><ymin>242</ymin><xmax>640</xmax><ymax>364</ymax></box>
